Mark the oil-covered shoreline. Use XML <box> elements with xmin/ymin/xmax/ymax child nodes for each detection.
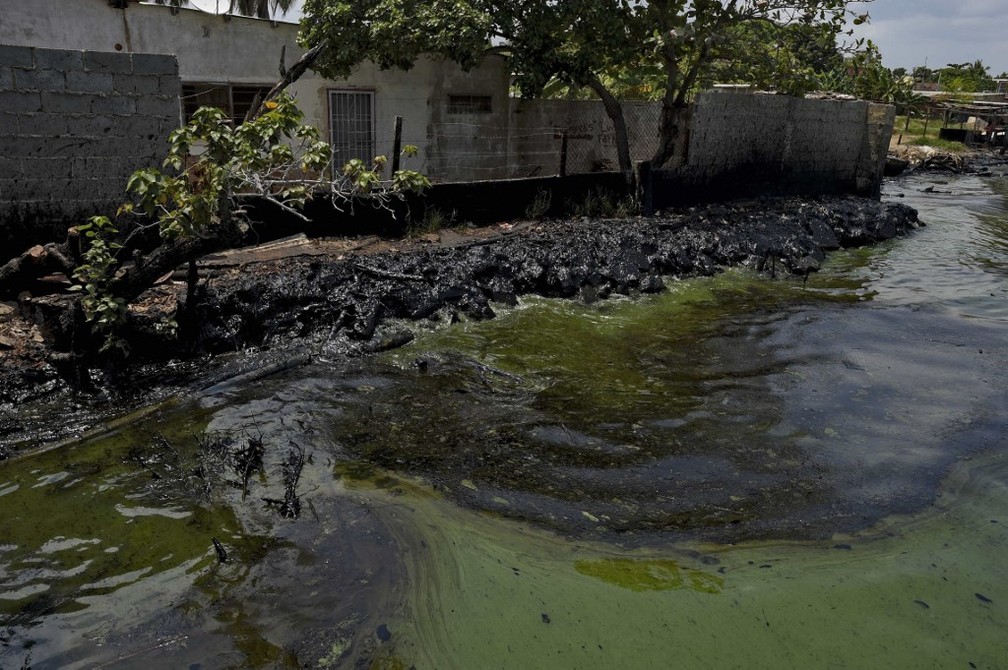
<box><xmin>1</xmin><ymin>194</ymin><xmax>919</xmax><ymax>452</ymax></box>
<box><xmin>192</xmin><ymin>195</ymin><xmax>919</xmax><ymax>356</ymax></box>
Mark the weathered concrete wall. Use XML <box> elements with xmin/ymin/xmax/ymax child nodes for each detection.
<box><xmin>652</xmin><ymin>92</ymin><xmax>894</xmax><ymax>207</ymax></box>
<box><xmin>0</xmin><ymin>44</ymin><xmax>179</xmax><ymax>250</ymax></box>
<box><xmin>504</xmin><ymin>93</ymin><xmax>893</xmax><ymax>202</ymax></box>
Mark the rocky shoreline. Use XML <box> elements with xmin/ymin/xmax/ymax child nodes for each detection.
<box><xmin>1</xmin><ymin>194</ymin><xmax>920</xmax><ymax>452</ymax></box>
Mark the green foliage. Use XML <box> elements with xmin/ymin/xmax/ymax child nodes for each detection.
<box><xmin>301</xmin><ymin>0</ymin><xmax>873</xmax><ymax>166</ymax></box>
<box><xmin>299</xmin><ymin>0</ymin><xmax>492</xmax><ymax>78</ymax></box>
<box><xmin>69</xmin><ymin>93</ymin><xmax>435</xmax><ymax>354</ymax></box>
<box><xmin>407</xmin><ymin>206</ymin><xmax>457</xmax><ymax>236</ymax></box>
<box><xmin>391</xmin><ymin>169</ymin><xmax>431</xmax><ymax>195</ymax></box>
<box><xmin>905</xmin><ymin>136</ymin><xmax>969</xmax><ymax>152</ymax></box>
<box><xmin>525</xmin><ymin>189</ymin><xmax>552</xmax><ymax>219</ymax></box>
<box><xmin>340</xmin><ymin>145</ymin><xmax>431</xmax><ymax>195</ymax></box>
<box><xmin>699</xmin><ymin>21</ymin><xmax>844</xmax><ymax>97</ymax></box>
<box><xmin>817</xmin><ymin>40</ymin><xmax>924</xmax><ymax>111</ymax></box>
<box><xmin>892</xmin><ymin>114</ymin><xmax>970</xmax><ymax>153</ymax></box>
<box><xmin>912</xmin><ymin>65</ymin><xmax>936</xmax><ymax>83</ymax></box>
<box><xmin>68</xmin><ymin>94</ymin><xmax>425</xmax><ymax>355</ymax></box>
<box><xmin>569</xmin><ymin>188</ymin><xmax>637</xmax><ymax>219</ymax></box>
<box><xmin>890</xmin><ymin>84</ymin><xmax>927</xmax><ymax>117</ymax></box>
<box><xmin>938</xmin><ymin>60</ymin><xmax>995</xmax><ymax>93</ymax></box>
<box><xmin>128</xmin><ymin>94</ymin><xmax>331</xmax><ymax>240</ymax></box>
<box><xmin>70</xmin><ymin>216</ymin><xmax>128</xmax><ymax>351</ymax></box>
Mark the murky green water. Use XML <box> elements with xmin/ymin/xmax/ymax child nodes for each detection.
<box><xmin>2</xmin><ymin>170</ymin><xmax>1007</xmax><ymax>668</ymax></box>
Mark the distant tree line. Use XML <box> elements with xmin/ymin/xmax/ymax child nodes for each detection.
<box><xmin>900</xmin><ymin>61</ymin><xmax>1002</xmax><ymax>93</ymax></box>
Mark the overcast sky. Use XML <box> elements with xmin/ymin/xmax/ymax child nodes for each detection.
<box><xmin>183</xmin><ymin>0</ymin><xmax>1007</xmax><ymax>77</ymax></box>
<box><xmin>849</xmin><ymin>0</ymin><xmax>1007</xmax><ymax>75</ymax></box>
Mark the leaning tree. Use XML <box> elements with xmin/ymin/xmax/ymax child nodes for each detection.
<box><xmin>0</xmin><ymin>88</ymin><xmax>428</xmax><ymax>365</ymax></box>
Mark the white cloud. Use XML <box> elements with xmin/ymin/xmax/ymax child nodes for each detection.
<box><xmin>850</xmin><ymin>0</ymin><xmax>1007</xmax><ymax>73</ymax></box>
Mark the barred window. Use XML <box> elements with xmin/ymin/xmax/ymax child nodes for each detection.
<box><xmin>181</xmin><ymin>83</ymin><xmax>273</xmax><ymax>125</ymax></box>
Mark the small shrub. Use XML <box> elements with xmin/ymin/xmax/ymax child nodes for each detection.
<box><xmin>569</xmin><ymin>188</ymin><xmax>638</xmax><ymax>218</ymax></box>
<box><xmin>525</xmin><ymin>189</ymin><xmax>552</xmax><ymax>219</ymax></box>
<box><xmin>407</xmin><ymin>206</ymin><xmax>457</xmax><ymax>237</ymax></box>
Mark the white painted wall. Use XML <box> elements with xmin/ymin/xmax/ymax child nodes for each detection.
<box><xmin>0</xmin><ymin>0</ymin><xmax>510</xmax><ymax>180</ymax></box>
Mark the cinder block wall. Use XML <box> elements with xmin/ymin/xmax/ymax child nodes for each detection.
<box><xmin>0</xmin><ymin>45</ymin><xmax>180</xmax><ymax>253</ymax></box>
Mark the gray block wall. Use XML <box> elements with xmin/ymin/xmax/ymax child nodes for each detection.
<box><xmin>0</xmin><ymin>45</ymin><xmax>180</xmax><ymax>252</ymax></box>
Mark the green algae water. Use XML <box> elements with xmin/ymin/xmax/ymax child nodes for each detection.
<box><xmin>2</xmin><ymin>169</ymin><xmax>1008</xmax><ymax>668</ymax></box>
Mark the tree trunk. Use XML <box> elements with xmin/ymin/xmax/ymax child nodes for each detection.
<box><xmin>585</xmin><ymin>74</ymin><xmax>632</xmax><ymax>173</ymax></box>
<box><xmin>652</xmin><ymin>98</ymin><xmax>686</xmax><ymax>168</ymax></box>
<box><xmin>106</xmin><ymin>235</ymin><xmax>218</xmax><ymax>306</ymax></box>
<box><xmin>110</xmin><ymin>199</ymin><xmax>235</xmax><ymax>308</ymax></box>
<box><xmin>652</xmin><ymin>36</ymin><xmax>711</xmax><ymax>169</ymax></box>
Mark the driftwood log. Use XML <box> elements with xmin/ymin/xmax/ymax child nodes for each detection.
<box><xmin>0</xmin><ymin>232</ymin><xmax>81</xmax><ymax>300</ymax></box>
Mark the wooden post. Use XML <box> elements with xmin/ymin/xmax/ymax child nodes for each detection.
<box><xmin>390</xmin><ymin>115</ymin><xmax>403</xmax><ymax>175</ymax></box>
<box><xmin>559</xmin><ymin>130</ymin><xmax>568</xmax><ymax>177</ymax></box>
<box><xmin>639</xmin><ymin>160</ymin><xmax>654</xmax><ymax>217</ymax></box>
<box><xmin>922</xmin><ymin>115</ymin><xmax>930</xmax><ymax>138</ymax></box>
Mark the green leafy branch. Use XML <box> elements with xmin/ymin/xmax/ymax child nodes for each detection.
<box><xmin>69</xmin><ymin>215</ymin><xmax>128</xmax><ymax>352</ymax></box>
<box><xmin>340</xmin><ymin>144</ymin><xmax>430</xmax><ymax>197</ymax></box>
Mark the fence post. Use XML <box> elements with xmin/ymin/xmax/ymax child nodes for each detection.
<box><xmin>391</xmin><ymin>115</ymin><xmax>403</xmax><ymax>175</ymax></box>
<box><xmin>898</xmin><ymin>112</ymin><xmax>911</xmax><ymax>145</ymax></box>
<box><xmin>639</xmin><ymin>160</ymin><xmax>654</xmax><ymax>217</ymax></box>
<box><xmin>559</xmin><ymin>130</ymin><xmax>568</xmax><ymax>177</ymax></box>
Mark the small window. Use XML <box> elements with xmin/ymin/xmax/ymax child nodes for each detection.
<box><xmin>181</xmin><ymin>83</ymin><xmax>272</xmax><ymax>125</ymax></box>
<box><xmin>181</xmin><ymin>83</ymin><xmax>230</xmax><ymax>123</ymax></box>
<box><xmin>448</xmin><ymin>95</ymin><xmax>493</xmax><ymax>114</ymax></box>
<box><xmin>230</xmin><ymin>85</ymin><xmax>273</xmax><ymax>125</ymax></box>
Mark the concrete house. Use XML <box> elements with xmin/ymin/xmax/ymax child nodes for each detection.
<box><xmin>0</xmin><ymin>0</ymin><xmax>511</xmax><ymax>181</ymax></box>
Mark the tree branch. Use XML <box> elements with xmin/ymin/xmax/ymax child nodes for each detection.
<box><xmin>245</xmin><ymin>38</ymin><xmax>329</xmax><ymax>123</ymax></box>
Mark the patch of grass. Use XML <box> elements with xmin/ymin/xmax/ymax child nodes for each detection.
<box><xmin>569</xmin><ymin>188</ymin><xmax>639</xmax><ymax>219</ymax></box>
<box><xmin>525</xmin><ymin>189</ymin><xmax>552</xmax><ymax>220</ymax></box>
<box><xmin>892</xmin><ymin>114</ymin><xmax>971</xmax><ymax>153</ymax></box>
<box><xmin>894</xmin><ymin>114</ymin><xmax>936</xmax><ymax>137</ymax></box>
<box><xmin>407</xmin><ymin>206</ymin><xmax>457</xmax><ymax>237</ymax></box>
<box><xmin>905</xmin><ymin>136</ymin><xmax>970</xmax><ymax>152</ymax></box>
